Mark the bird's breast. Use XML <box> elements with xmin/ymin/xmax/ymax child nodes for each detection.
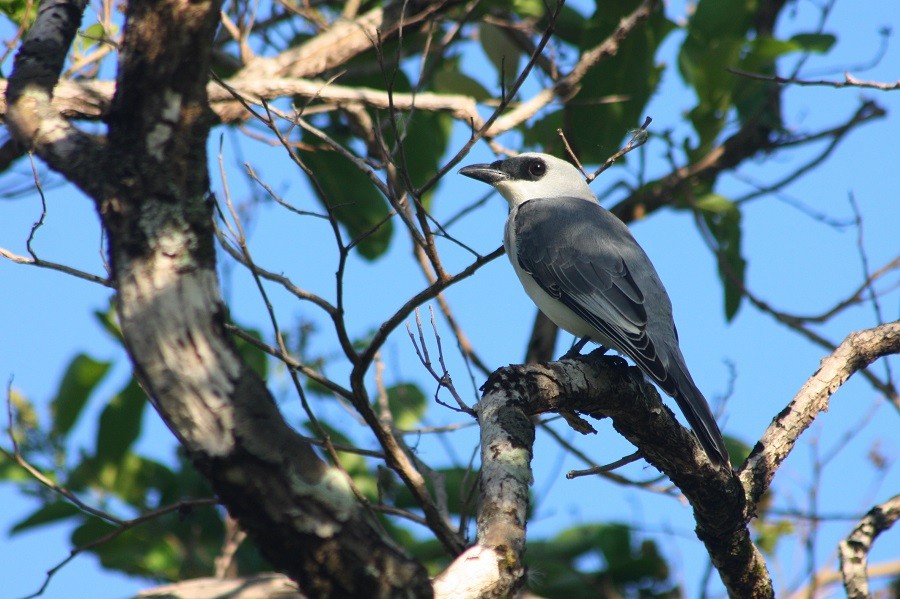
<box><xmin>504</xmin><ymin>210</ymin><xmax>598</xmax><ymax>340</ymax></box>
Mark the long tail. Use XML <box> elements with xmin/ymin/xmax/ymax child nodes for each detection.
<box><xmin>668</xmin><ymin>360</ymin><xmax>731</xmax><ymax>467</ymax></box>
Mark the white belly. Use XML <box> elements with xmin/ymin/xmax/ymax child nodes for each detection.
<box><xmin>504</xmin><ymin>211</ymin><xmax>614</xmax><ymax>346</ymax></box>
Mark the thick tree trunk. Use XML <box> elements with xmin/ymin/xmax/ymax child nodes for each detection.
<box><xmin>5</xmin><ymin>0</ymin><xmax>433</xmax><ymax>596</ymax></box>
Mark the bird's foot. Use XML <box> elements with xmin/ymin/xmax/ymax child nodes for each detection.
<box><xmin>561</xmin><ymin>336</ymin><xmax>592</xmax><ymax>359</ymax></box>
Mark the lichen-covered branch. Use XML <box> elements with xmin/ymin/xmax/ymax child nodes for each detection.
<box><xmin>3</xmin><ymin>0</ymin><xmax>105</xmax><ymax>197</ymax></box>
<box><xmin>740</xmin><ymin>321</ymin><xmax>900</xmax><ymax>507</ymax></box>
<box><xmin>838</xmin><ymin>495</ymin><xmax>900</xmax><ymax>598</ymax></box>
<box><xmin>456</xmin><ymin>352</ymin><xmax>772</xmax><ymax>598</ymax></box>
<box><xmin>4</xmin><ymin>0</ymin><xmax>435</xmax><ymax>595</ymax></box>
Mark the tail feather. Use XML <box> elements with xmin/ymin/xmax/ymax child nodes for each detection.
<box><xmin>668</xmin><ymin>362</ymin><xmax>730</xmax><ymax>467</ymax></box>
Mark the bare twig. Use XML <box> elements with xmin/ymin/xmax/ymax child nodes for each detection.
<box><xmin>213</xmin><ymin>515</ymin><xmax>247</xmax><ymax>579</ymax></box>
<box><xmin>5</xmin><ymin>380</ymin><xmax>122</xmax><ymax>527</ymax></box>
<box><xmin>0</xmin><ymin>246</ymin><xmax>113</xmax><ymax>287</ymax></box>
<box><xmin>729</xmin><ymin>67</ymin><xmax>900</xmax><ymax>91</ymax></box>
<box><xmin>406</xmin><ymin>307</ymin><xmax>476</xmax><ymax>416</ymax></box>
<box><xmin>566</xmin><ymin>450</ymin><xmax>644</xmax><ymax>479</ymax></box>
<box><xmin>558</xmin><ymin>117</ymin><xmax>652</xmax><ymax>182</ymax></box>
<box><xmin>22</xmin><ymin>497</ymin><xmax>218</xmax><ymax>599</ymax></box>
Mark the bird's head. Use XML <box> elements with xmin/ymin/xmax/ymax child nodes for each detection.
<box><xmin>459</xmin><ymin>152</ymin><xmax>594</xmax><ymax>207</ymax></box>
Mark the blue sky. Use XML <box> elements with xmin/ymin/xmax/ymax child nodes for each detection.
<box><xmin>2</xmin><ymin>1</ymin><xmax>899</xmax><ymax>597</ymax></box>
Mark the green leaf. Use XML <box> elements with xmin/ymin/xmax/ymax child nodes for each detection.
<box><xmin>11</xmin><ymin>501</ymin><xmax>81</xmax><ymax>534</ymax></box>
<box><xmin>300</xmin><ymin>145</ymin><xmax>394</xmax><ymax>260</ymax></box>
<box><xmin>7</xmin><ymin>386</ymin><xmax>38</xmax><ymax>441</ymax></box>
<box><xmin>479</xmin><ymin>23</ymin><xmax>521</xmax><ymax>87</ymax></box>
<box><xmin>96</xmin><ymin>377</ymin><xmax>147</xmax><ymax>466</ymax></box>
<box><xmin>73</xmin><ymin>495</ymin><xmax>224</xmax><ymax>581</ymax></box>
<box><xmin>526</xmin><ymin>523</ymin><xmax>672</xmax><ymax>596</ymax></box>
<box><xmin>0</xmin><ymin>0</ymin><xmax>37</xmax><ymax>26</ymax></box>
<box><xmin>724</xmin><ymin>434</ymin><xmax>753</xmax><ymax>466</ymax></box>
<box><xmin>386</xmin><ymin>383</ymin><xmax>427</xmax><ymax>430</ymax></box>
<box><xmin>388</xmin><ymin>111</ymin><xmax>452</xmax><ymax>201</ymax></box>
<box><xmin>790</xmin><ymin>32</ymin><xmax>837</xmax><ymax>54</ymax></box>
<box><xmin>755</xmin><ymin>519</ymin><xmax>794</xmax><ymax>555</ymax></box>
<box><xmin>511</xmin><ymin>0</ymin><xmax>545</xmax><ymax>20</ymax></box>
<box><xmin>93</xmin><ymin>298</ymin><xmax>123</xmax><ymax>345</ymax></box>
<box><xmin>687</xmin><ymin>0</ymin><xmax>755</xmax><ymax>42</ymax></box>
<box><xmin>80</xmin><ymin>23</ymin><xmax>106</xmax><ymax>50</ymax></box>
<box><xmin>522</xmin><ymin>109</ymin><xmax>563</xmax><ymax>154</ymax></box>
<box><xmin>0</xmin><ymin>451</ymin><xmax>29</xmax><ymax>482</ymax></box>
<box><xmin>73</xmin><ymin>517</ymin><xmax>183</xmax><ymax>580</ymax></box>
<box><xmin>232</xmin><ymin>325</ymin><xmax>268</xmax><ymax>380</ymax></box>
<box><xmin>433</xmin><ymin>65</ymin><xmax>492</xmax><ymax>101</ymax></box>
<box><xmin>556</xmin><ymin>2</ymin><xmax>674</xmax><ymax>163</ymax></box>
<box><xmin>696</xmin><ymin>194</ymin><xmax>746</xmax><ymax>320</ymax></box>
<box><xmin>545</xmin><ymin>5</ymin><xmax>588</xmax><ymax>46</ymax></box>
<box><xmin>51</xmin><ymin>353</ymin><xmax>112</xmax><ymax>437</ymax></box>
<box><xmin>678</xmin><ymin>0</ymin><xmax>757</xmax><ymax>152</ymax></box>
<box><xmin>393</xmin><ymin>467</ymin><xmax>477</xmax><ymax>517</ymax></box>
<box><xmin>110</xmin><ymin>454</ymin><xmax>177</xmax><ymax>507</ymax></box>
<box><xmin>746</xmin><ymin>36</ymin><xmax>804</xmax><ymax>62</ymax></box>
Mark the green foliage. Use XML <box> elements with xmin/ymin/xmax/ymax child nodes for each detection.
<box><xmin>233</xmin><ymin>326</ymin><xmax>268</xmax><ymax>380</ymax></box>
<box><xmin>78</xmin><ymin>22</ymin><xmax>118</xmax><ymax>51</ymax></box>
<box><xmin>790</xmin><ymin>32</ymin><xmax>837</xmax><ymax>54</ymax></box>
<box><xmin>385</xmin><ymin>383</ymin><xmax>427</xmax><ymax>429</ymax></box>
<box><xmin>528</xmin><ymin>1</ymin><xmax>674</xmax><ymax>163</ymax></box>
<box><xmin>51</xmin><ymin>353</ymin><xmax>112</xmax><ymax>437</ymax></box>
<box><xmin>300</xmin><ymin>141</ymin><xmax>394</xmax><ymax>260</ymax></box>
<box><xmin>11</xmin><ymin>501</ymin><xmax>82</xmax><ymax>534</ymax></box>
<box><xmin>723</xmin><ymin>434</ymin><xmax>753</xmax><ymax>467</ymax></box>
<box><xmin>383</xmin><ymin>110</ymin><xmax>453</xmax><ymax>205</ymax></box>
<box><xmin>695</xmin><ymin>194</ymin><xmax>746</xmax><ymax>320</ymax></box>
<box><xmin>392</xmin><ymin>466</ymin><xmax>478</xmax><ymax>519</ymax></box>
<box><xmin>95</xmin><ymin>378</ymin><xmax>146</xmax><ymax>467</ymax></box>
<box><xmin>1</xmin><ymin>307</ymin><xmax>270</xmax><ymax>582</ymax></box>
<box><xmin>527</xmin><ymin>523</ymin><xmax>677</xmax><ymax>598</ymax></box>
<box><xmin>480</xmin><ymin>23</ymin><xmax>522</xmax><ymax>89</ymax></box>
<box><xmin>433</xmin><ymin>60</ymin><xmax>492</xmax><ymax>101</ymax></box>
<box><xmin>0</xmin><ymin>0</ymin><xmax>36</xmax><ymax>27</ymax></box>
<box><xmin>754</xmin><ymin>518</ymin><xmax>795</xmax><ymax>555</ymax></box>
<box><xmin>1</xmin><ymin>0</ymin><xmax>850</xmax><ymax>593</ymax></box>
<box><xmin>70</xmin><ymin>507</ymin><xmax>228</xmax><ymax>581</ymax></box>
<box><xmin>678</xmin><ymin>0</ymin><xmax>756</xmax><ymax>154</ymax></box>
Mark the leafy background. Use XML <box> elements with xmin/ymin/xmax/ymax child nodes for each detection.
<box><xmin>2</xmin><ymin>0</ymin><xmax>899</xmax><ymax>596</ymax></box>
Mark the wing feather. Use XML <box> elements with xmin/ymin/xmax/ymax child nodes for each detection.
<box><xmin>515</xmin><ymin>197</ymin><xmax>672</xmax><ymax>390</ymax></box>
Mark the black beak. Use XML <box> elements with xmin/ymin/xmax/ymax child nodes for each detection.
<box><xmin>458</xmin><ymin>163</ymin><xmax>509</xmax><ymax>184</ymax></box>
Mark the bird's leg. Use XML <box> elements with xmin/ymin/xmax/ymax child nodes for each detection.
<box><xmin>561</xmin><ymin>336</ymin><xmax>591</xmax><ymax>359</ymax></box>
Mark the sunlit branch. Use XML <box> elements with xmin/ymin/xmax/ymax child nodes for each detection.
<box><xmin>729</xmin><ymin>67</ymin><xmax>900</xmax><ymax>91</ymax></box>
<box><xmin>839</xmin><ymin>495</ymin><xmax>900</xmax><ymax>598</ymax></box>
<box><xmin>740</xmin><ymin>321</ymin><xmax>900</xmax><ymax>506</ymax></box>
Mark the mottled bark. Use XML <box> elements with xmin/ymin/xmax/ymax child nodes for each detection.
<box><xmin>5</xmin><ymin>0</ymin><xmax>433</xmax><ymax>596</ymax></box>
<box><xmin>473</xmin><ymin>352</ymin><xmax>768</xmax><ymax>597</ymax></box>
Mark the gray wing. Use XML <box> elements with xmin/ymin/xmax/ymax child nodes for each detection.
<box><xmin>515</xmin><ymin>197</ymin><xmax>731</xmax><ymax>466</ymax></box>
<box><xmin>514</xmin><ymin>196</ymin><xmax>673</xmax><ymax>389</ymax></box>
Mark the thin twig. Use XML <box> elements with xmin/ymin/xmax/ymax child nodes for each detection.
<box><xmin>558</xmin><ymin>117</ymin><xmax>652</xmax><ymax>182</ymax></box>
<box><xmin>729</xmin><ymin>67</ymin><xmax>900</xmax><ymax>91</ymax></box>
<box><xmin>567</xmin><ymin>450</ymin><xmax>645</xmax><ymax>479</ymax></box>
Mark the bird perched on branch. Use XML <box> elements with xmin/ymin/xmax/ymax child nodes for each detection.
<box><xmin>460</xmin><ymin>153</ymin><xmax>730</xmax><ymax>467</ymax></box>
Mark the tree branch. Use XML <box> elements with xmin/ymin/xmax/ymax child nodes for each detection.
<box><xmin>740</xmin><ymin>322</ymin><xmax>900</xmax><ymax>507</ymax></box>
<box><xmin>839</xmin><ymin>494</ymin><xmax>900</xmax><ymax>598</ymax></box>
<box><xmin>464</xmin><ymin>351</ymin><xmax>773</xmax><ymax>597</ymax></box>
<box><xmin>3</xmin><ymin>0</ymin><xmax>105</xmax><ymax>197</ymax></box>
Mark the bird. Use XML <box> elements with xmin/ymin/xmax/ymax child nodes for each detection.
<box><xmin>459</xmin><ymin>152</ymin><xmax>730</xmax><ymax>467</ymax></box>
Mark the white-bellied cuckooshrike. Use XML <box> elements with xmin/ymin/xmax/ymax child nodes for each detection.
<box><xmin>460</xmin><ymin>153</ymin><xmax>730</xmax><ymax>467</ymax></box>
